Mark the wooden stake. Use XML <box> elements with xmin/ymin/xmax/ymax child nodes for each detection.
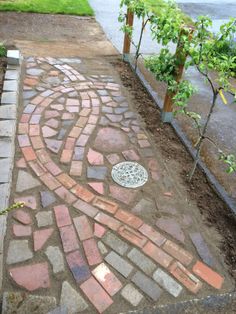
<box><xmin>123</xmin><ymin>9</ymin><xmax>134</xmax><ymax>56</ymax></box>
<box><xmin>162</xmin><ymin>27</ymin><xmax>194</xmax><ymax>122</ymax></box>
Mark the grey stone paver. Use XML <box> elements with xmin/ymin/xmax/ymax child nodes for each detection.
<box><xmin>189</xmin><ymin>232</ymin><xmax>216</xmax><ymax>267</ymax></box>
<box><xmin>2</xmin><ymin>292</ymin><xmax>56</xmax><ymax>314</ymax></box>
<box><xmin>153</xmin><ymin>268</ymin><xmax>183</xmax><ymax>298</ymax></box>
<box><xmin>48</xmin><ymin>306</ymin><xmax>68</xmax><ymax>314</ymax></box>
<box><xmin>0</xmin><ymin>158</ymin><xmax>12</xmax><ymax>183</ymax></box>
<box><xmin>121</xmin><ymin>283</ymin><xmax>144</xmax><ymax>306</ymax></box>
<box><xmin>60</xmin><ymin>281</ymin><xmax>88</xmax><ymax>313</ymax></box>
<box><xmin>98</xmin><ymin>241</ymin><xmax>108</xmax><ymax>255</ymax></box>
<box><xmin>0</xmin><ymin>183</ymin><xmax>10</xmax><ymax>210</ymax></box>
<box><xmin>4</xmin><ymin>70</ymin><xmax>18</xmax><ymax>80</ymax></box>
<box><xmin>105</xmin><ymin>251</ymin><xmax>133</xmax><ymax>278</ymax></box>
<box><xmin>87</xmin><ymin>166</ymin><xmax>107</xmax><ymax>180</ymax></box>
<box><xmin>40</xmin><ymin>191</ymin><xmax>56</xmax><ymax>208</ymax></box>
<box><xmin>23</xmin><ymin>90</ymin><xmax>37</xmax><ymax>99</ymax></box>
<box><xmin>0</xmin><ymin>105</ymin><xmax>16</xmax><ymax>120</ymax></box>
<box><xmin>0</xmin><ymin>139</ymin><xmax>13</xmax><ymax>158</ymax></box>
<box><xmin>16</xmin><ymin>170</ymin><xmax>41</xmax><ymax>192</ymax></box>
<box><xmin>102</xmin><ymin>231</ymin><xmax>129</xmax><ymax>255</ymax></box>
<box><xmin>26</xmin><ymin>68</ymin><xmax>44</xmax><ymax>76</ymax></box>
<box><xmin>1</xmin><ymin>92</ymin><xmax>17</xmax><ymax>104</ymax></box>
<box><xmin>127</xmin><ymin>248</ymin><xmax>156</xmax><ymax>275</ymax></box>
<box><xmin>6</xmin><ymin>240</ymin><xmax>33</xmax><ymax>264</ymax></box>
<box><xmin>132</xmin><ymin>198</ymin><xmax>157</xmax><ymax>217</ymax></box>
<box><xmin>7</xmin><ymin>50</ymin><xmax>20</xmax><ymax>65</ymax></box>
<box><xmin>0</xmin><ymin>120</ymin><xmax>16</xmax><ymax>137</ymax></box>
<box><xmin>3</xmin><ymin>80</ymin><xmax>18</xmax><ymax>92</ymax></box>
<box><xmin>36</xmin><ymin>211</ymin><xmax>53</xmax><ymax>227</ymax></box>
<box><xmin>45</xmin><ymin>246</ymin><xmax>65</xmax><ymax>273</ymax></box>
<box><xmin>131</xmin><ymin>271</ymin><xmax>162</xmax><ymax>301</ymax></box>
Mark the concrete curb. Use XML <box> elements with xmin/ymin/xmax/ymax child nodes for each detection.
<box><xmin>126</xmin><ymin>57</ymin><xmax>236</xmax><ymax>216</ymax></box>
<box><xmin>0</xmin><ymin>49</ymin><xmax>22</xmax><ymax>291</ymax></box>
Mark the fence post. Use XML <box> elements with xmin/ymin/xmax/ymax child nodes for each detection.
<box><xmin>162</xmin><ymin>27</ymin><xmax>194</xmax><ymax>123</ymax></box>
<box><xmin>123</xmin><ymin>8</ymin><xmax>134</xmax><ymax>61</ymax></box>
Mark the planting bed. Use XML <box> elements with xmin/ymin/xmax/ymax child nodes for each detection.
<box><xmin>112</xmin><ymin>58</ymin><xmax>236</xmax><ymax>282</ymax></box>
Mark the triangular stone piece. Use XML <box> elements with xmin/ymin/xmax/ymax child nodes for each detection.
<box><xmin>60</xmin><ymin>281</ymin><xmax>88</xmax><ymax>313</ymax></box>
<box><xmin>42</xmin><ymin>126</ymin><xmax>58</xmax><ymax>138</ymax></box>
<box><xmin>87</xmin><ymin>148</ymin><xmax>104</xmax><ymax>165</ymax></box>
<box><xmin>45</xmin><ymin>139</ymin><xmax>62</xmax><ymax>153</ymax></box>
<box><xmin>88</xmin><ymin>182</ymin><xmax>104</xmax><ymax>195</ymax></box>
<box><xmin>33</xmin><ymin>228</ymin><xmax>54</xmax><ymax>251</ymax></box>
<box><xmin>16</xmin><ymin>170</ymin><xmax>41</xmax><ymax>193</ymax></box>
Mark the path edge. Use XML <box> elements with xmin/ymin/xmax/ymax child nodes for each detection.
<box><xmin>0</xmin><ymin>49</ymin><xmax>22</xmax><ymax>292</ymax></box>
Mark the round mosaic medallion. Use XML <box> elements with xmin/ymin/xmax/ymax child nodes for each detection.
<box><xmin>111</xmin><ymin>162</ymin><xmax>148</xmax><ymax>189</ymax></box>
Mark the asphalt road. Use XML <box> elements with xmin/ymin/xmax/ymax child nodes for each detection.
<box><xmin>89</xmin><ymin>0</ymin><xmax>236</xmax><ymax>53</ymax></box>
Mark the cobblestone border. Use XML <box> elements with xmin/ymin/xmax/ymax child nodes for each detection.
<box><xmin>126</xmin><ymin>57</ymin><xmax>236</xmax><ymax>216</ymax></box>
<box><xmin>0</xmin><ymin>49</ymin><xmax>22</xmax><ymax>290</ymax></box>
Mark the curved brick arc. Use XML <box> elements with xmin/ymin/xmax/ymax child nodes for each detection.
<box><xmin>15</xmin><ymin>58</ymin><xmax>225</xmax><ymax>312</ymax></box>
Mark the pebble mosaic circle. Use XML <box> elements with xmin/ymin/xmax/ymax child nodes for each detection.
<box><xmin>111</xmin><ymin>162</ymin><xmax>148</xmax><ymax>188</ymax></box>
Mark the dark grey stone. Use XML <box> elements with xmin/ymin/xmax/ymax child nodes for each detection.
<box><xmin>153</xmin><ymin>268</ymin><xmax>183</xmax><ymax>297</ymax></box>
<box><xmin>105</xmin><ymin>251</ymin><xmax>133</xmax><ymax>278</ymax></box>
<box><xmin>48</xmin><ymin>306</ymin><xmax>68</xmax><ymax>314</ymax></box>
<box><xmin>40</xmin><ymin>191</ymin><xmax>56</xmax><ymax>208</ymax></box>
<box><xmin>73</xmin><ymin>147</ymin><xmax>85</xmax><ymax>160</ymax></box>
<box><xmin>57</xmin><ymin>128</ymin><xmax>67</xmax><ymax>140</ymax></box>
<box><xmin>45</xmin><ymin>246</ymin><xmax>65</xmax><ymax>273</ymax></box>
<box><xmin>127</xmin><ymin>248</ymin><xmax>156</xmax><ymax>275</ymax></box>
<box><xmin>140</xmin><ymin>148</ymin><xmax>154</xmax><ymax>157</ymax></box>
<box><xmin>113</xmin><ymin>96</ymin><xmax>126</xmax><ymax>103</ymax></box>
<box><xmin>131</xmin><ymin>271</ymin><xmax>162</xmax><ymax>301</ymax></box>
<box><xmin>36</xmin><ymin>211</ymin><xmax>53</xmax><ymax>227</ymax></box>
<box><xmin>115</xmin><ymin>107</ymin><xmax>128</xmax><ymax>114</ymax></box>
<box><xmin>99</xmin><ymin>116</ymin><xmax>109</xmax><ymax>126</ymax></box>
<box><xmin>102</xmin><ymin>106</ymin><xmax>113</xmax><ymax>113</ymax></box>
<box><xmin>26</xmin><ymin>68</ymin><xmax>44</xmax><ymax>76</ymax></box>
<box><xmin>6</xmin><ymin>240</ymin><xmax>33</xmax><ymax>264</ymax></box>
<box><xmin>23</xmin><ymin>90</ymin><xmax>38</xmax><ymax>99</ymax></box>
<box><xmin>190</xmin><ymin>232</ymin><xmax>216</xmax><ymax>267</ymax></box>
<box><xmin>87</xmin><ymin>166</ymin><xmax>107</xmax><ymax>180</ymax></box>
<box><xmin>60</xmin><ymin>281</ymin><xmax>88</xmax><ymax>313</ymax></box>
<box><xmin>102</xmin><ymin>231</ymin><xmax>129</xmax><ymax>255</ymax></box>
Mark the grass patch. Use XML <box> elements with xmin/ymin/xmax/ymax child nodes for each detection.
<box><xmin>0</xmin><ymin>0</ymin><xmax>94</xmax><ymax>16</ymax></box>
<box><xmin>0</xmin><ymin>43</ymin><xmax>6</xmax><ymax>57</ymax></box>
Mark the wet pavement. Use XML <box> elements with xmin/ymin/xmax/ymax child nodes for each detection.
<box><xmin>89</xmin><ymin>0</ymin><xmax>236</xmax><ymax>201</ymax></box>
<box><xmin>89</xmin><ymin>0</ymin><xmax>236</xmax><ymax>54</ymax></box>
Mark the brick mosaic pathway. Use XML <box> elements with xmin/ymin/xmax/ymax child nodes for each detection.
<box><xmin>2</xmin><ymin>57</ymin><xmax>233</xmax><ymax>313</ymax></box>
